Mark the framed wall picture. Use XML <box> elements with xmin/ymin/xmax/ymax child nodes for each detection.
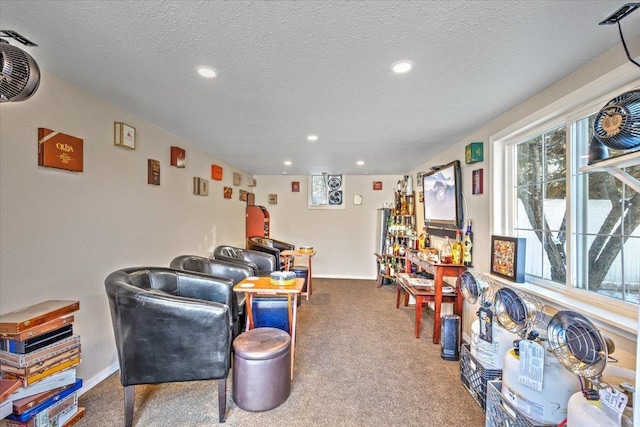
<box><xmin>170</xmin><ymin>146</ymin><xmax>186</xmax><ymax>168</ymax></box>
<box><xmin>490</xmin><ymin>235</ymin><xmax>526</xmax><ymax>283</ymax></box>
<box><xmin>223</xmin><ymin>187</ymin><xmax>232</xmax><ymax>199</ymax></box>
<box><xmin>148</xmin><ymin>159</ymin><xmax>160</xmax><ymax>185</ymax></box>
<box><xmin>114</xmin><ymin>122</ymin><xmax>136</xmax><ymax>150</ymax></box>
<box><xmin>268</xmin><ymin>194</ymin><xmax>278</xmax><ymax>205</ymax></box>
<box><xmin>239</xmin><ymin>190</ymin><xmax>248</xmax><ymax>202</ymax></box>
<box><xmin>291</xmin><ymin>181</ymin><xmax>300</xmax><ymax>192</ymax></box>
<box><xmin>193</xmin><ymin>177</ymin><xmax>208</xmax><ymax>196</ymax></box>
<box><xmin>233</xmin><ymin>172</ymin><xmax>242</xmax><ymax>186</ymax></box>
<box><xmin>472</xmin><ymin>169</ymin><xmax>484</xmax><ymax>195</ymax></box>
<box><xmin>372</xmin><ymin>181</ymin><xmax>383</xmax><ymax>191</ymax></box>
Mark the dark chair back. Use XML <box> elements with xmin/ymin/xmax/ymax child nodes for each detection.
<box><xmin>213</xmin><ymin>245</ymin><xmax>277</xmax><ymax>276</ymax></box>
<box><xmin>247</xmin><ymin>237</ymin><xmax>295</xmax><ymax>270</ymax></box>
<box><xmin>169</xmin><ymin>255</ymin><xmax>253</xmax><ymax>337</ymax></box>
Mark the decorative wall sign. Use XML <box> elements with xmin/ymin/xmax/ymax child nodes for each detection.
<box><xmin>416</xmin><ymin>172</ymin><xmax>425</xmax><ymax>187</ymax></box>
<box><xmin>233</xmin><ymin>172</ymin><xmax>241</xmax><ymax>186</ymax></box>
<box><xmin>114</xmin><ymin>122</ymin><xmax>136</xmax><ymax>150</ymax></box>
<box><xmin>465</xmin><ymin>142</ymin><xmax>483</xmax><ymax>164</ymax></box>
<box><xmin>193</xmin><ymin>177</ymin><xmax>208</xmax><ymax>196</ymax></box>
<box><xmin>170</xmin><ymin>147</ymin><xmax>186</xmax><ymax>168</ymax></box>
<box><xmin>291</xmin><ymin>181</ymin><xmax>300</xmax><ymax>192</ymax></box>
<box><xmin>248</xmin><ymin>178</ymin><xmax>256</xmax><ymax>187</ymax></box>
<box><xmin>268</xmin><ymin>194</ymin><xmax>278</xmax><ymax>205</ymax></box>
<box><xmin>353</xmin><ymin>195</ymin><xmax>363</xmax><ymax>205</ymax></box>
<box><xmin>37</xmin><ymin>128</ymin><xmax>84</xmax><ymax>172</ymax></box>
<box><xmin>211</xmin><ymin>165</ymin><xmax>223</xmax><ymax>180</ymax></box>
<box><xmin>223</xmin><ymin>187</ymin><xmax>232</xmax><ymax>199</ymax></box>
<box><xmin>148</xmin><ymin>159</ymin><xmax>160</xmax><ymax>185</ymax></box>
<box><xmin>239</xmin><ymin>190</ymin><xmax>248</xmax><ymax>202</ymax></box>
<box><xmin>472</xmin><ymin>169</ymin><xmax>484</xmax><ymax>195</ymax></box>
<box><xmin>490</xmin><ymin>235</ymin><xmax>526</xmax><ymax>283</ymax></box>
<box><xmin>372</xmin><ymin>181</ymin><xmax>383</xmax><ymax>191</ymax></box>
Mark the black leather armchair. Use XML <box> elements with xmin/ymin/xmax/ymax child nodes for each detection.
<box><xmin>246</xmin><ymin>236</ymin><xmax>295</xmax><ymax>270</ymax></box>
<box><xmin>212</xmin><ymin>245</ymin><xmax>277</xmax><ymax>276</ymax></box>
<box><xmin>169</xmin><ymin>255</ymin><xmax>252</xmax><ymax>337</ymax></box>
<box><xmin>105</xmin><ymin>267</ymin><xmax>233</xmax><ymax>425</ymax></box>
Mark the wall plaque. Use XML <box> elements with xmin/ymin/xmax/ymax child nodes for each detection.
<box><xmin>148</xmin><ymin>159</ymin><xmax>160</xmax><ymax>185</ymax></box>
<box><xmin>170</xmin><ymin>147</ymin><xmax>186</xmax><ymax>168</ymax></box>
<box><xmin>37</xmin><ymin>128</ymin><xmax>83</xmax><ymax>172</ymax></box>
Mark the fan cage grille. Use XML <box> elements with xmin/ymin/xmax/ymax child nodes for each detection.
<box><xmin>593</xmin><ymin>89</ymin><xmax>640</xmax><ymax>150</ymax></box>
<box><xmin>493</xmin><ymin>288</ymin><xmax>543</xmax><ymax>335</ymax></box>
<box><xmin>0</xmin><ymin>43</ymin><xmax>39</xmax><ymax>102</ymax></box>
<box><xmin>547</xmin><ymin>311</ymin><xmax>607</xmax><ymax>379</ymax></box>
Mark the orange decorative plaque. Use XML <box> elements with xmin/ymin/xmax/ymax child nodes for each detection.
<box><xmin>38</xmin><ymin>128</ymin><xmax>83</xmax><ymax>172</ymax></box>
<box><xmin>211</xmin><ymin>164</ymin><xmax>223</xmax><ymax>180</ymax></box>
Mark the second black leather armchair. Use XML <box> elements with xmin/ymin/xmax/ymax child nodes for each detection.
<box><xmin>169</xmin><ymin>255</ymin><xmax>253</xmax><ymax>337</ymax></box>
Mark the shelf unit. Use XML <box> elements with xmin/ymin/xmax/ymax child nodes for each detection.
<box><xmin>579</xmin><ymin>148</ymin><xmax>640</xmax><ymax>427</ymax></box>
<box><xmin>376</xmin><ymin>211</ymin><xmax>416</xmax><ymax>286</ymax></box>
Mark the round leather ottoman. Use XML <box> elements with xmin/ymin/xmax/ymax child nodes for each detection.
<box><xmin>232</xmin><ymin>327</ymin><xmax>291</xmax><ymax>411</ymax></box>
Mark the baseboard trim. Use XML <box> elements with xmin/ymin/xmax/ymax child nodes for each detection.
<box><xmin>78</xmin><ymin>361</ymin><xmax>119</xmax><ymax>396</ymax></box>
<box><xmin>313</xmin><ymin>274</ymin><xmax>377</xmax><ymax>280</ymax></box>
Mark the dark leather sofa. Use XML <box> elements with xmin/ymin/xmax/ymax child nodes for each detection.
<box><xmin>104</xmin><ymin>267</ymin><xmax>233</xmax><ymax>424</ymax></box>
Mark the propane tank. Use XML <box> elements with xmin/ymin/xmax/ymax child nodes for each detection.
<box><xmin>502</xmin><ymin>339</ymin><xmax>582</xmax><ymax>425</ymax></box>
<box><xmin>567</xmin><ymin>391</ymin><xmax>633</xmax><ymax>427</ymax></box>
<box><xmin>470</xmin><ymin>319</ymin><xmax>519</xmax><ymax>370</ymax></box>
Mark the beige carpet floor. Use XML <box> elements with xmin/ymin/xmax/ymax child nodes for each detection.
<box><xmin>76</xmin><ymin>278</ymin><xmax>486</xmax><ymax>426</ymax></box>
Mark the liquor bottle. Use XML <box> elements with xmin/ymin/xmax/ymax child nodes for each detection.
<box><xmin>441</xmin><ymin>236</ymin><xmax>452</xmax><ymax>264</ymax></box>
<box><xmin>463</xmin><ymin>220</ymin><xmax>473</xmax><ymax>267</ymax></box>
<box><xmin>419</xmin><ymin>227</ymin><xmax>428</xmax><ymax>250</ymax></box>
<box><xmin>452</xmin><ymin>231</ymin><xmax>463</xmax><ymax>265</ymax></box>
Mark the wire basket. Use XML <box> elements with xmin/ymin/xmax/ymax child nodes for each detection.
<box><xmin>485</xmin><ymin>381</ymin><xmax>556</xmax><ymax>427</ymax></box>
<box><xmin>459</xmin><ymin>344</ymin><xmax>501</xmax><ymax>411</ymax></box>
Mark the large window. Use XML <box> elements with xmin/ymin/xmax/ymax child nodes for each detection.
<box><xmin>501</xmin><ymin>87</ymin><xmax>640</xmax><ymax>307</ymax></box>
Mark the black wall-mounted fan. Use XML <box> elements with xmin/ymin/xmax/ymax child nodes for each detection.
<box><xmin>0</xmin><ymin>30</ymin><xmax>40</xmax><ymax>103</ymax></box>
<box><xmin>593</xmin><ymin>89</ymin><xmax>640</xmax><ymax>151</ymax></box>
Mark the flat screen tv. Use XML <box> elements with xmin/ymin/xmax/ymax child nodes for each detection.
<box><xmin>422</xmin><ymin>160</ymin><xmax>463</xmax><ymax>232</ymax></box>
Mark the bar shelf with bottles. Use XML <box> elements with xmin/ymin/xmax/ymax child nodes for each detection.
<box><xmin>376</xmin><ymin>175</ymin><xmax>417</xmax><ymax>286</ymax></box>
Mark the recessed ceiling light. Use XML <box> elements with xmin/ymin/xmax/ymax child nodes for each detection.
<box><xmin>282</xmin><ymin>171</ymin><xmax>288</xmax><ymax>175</ymax></box>
<box><xmin>284</xmin><ymin>160</ymin><xmax>292</xmax><ymax>166</ymax></box>
<box><xmin>307</xmin><ymin>135</ymin><xmax>318</xmax><ymax>142</ymax></box>
<box><xmin>196</xmin><ymin>66</ymin><xmax>217</xmax><ymax>78</ymax></box>
<box><xmin>392</xmin><ymin>61</ymin><xmax>413</xmax><ymax>74</ymax></box>
<box><xmin>357</xmin><ymin>160</ymin><xmax>365</xmax><ymax>166</ymax></box>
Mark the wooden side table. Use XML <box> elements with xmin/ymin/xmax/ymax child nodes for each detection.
<box><xmin>281</xmin><ymin>249</ymin><xmax>316</xmax><ymax>300</ymax></box>
<box><xmin>233</xmin><ymin>276</ymin><xmax>304</xmax><ymax>380</ymax></box>
<box><xmin>399</xmin><ymin>251</ymin><xmax>466</xmax><ymax>344</ymax></box>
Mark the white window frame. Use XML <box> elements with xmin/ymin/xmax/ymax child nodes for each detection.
<box><xmin>491</xmin><ymin>75</ymin><xmax>640</xmax><ymax>341</ymax></box>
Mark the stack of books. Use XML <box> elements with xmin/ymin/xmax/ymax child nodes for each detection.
<box><xmin>0</xmin><ymin>301</ymin><xmax>85</xmax><ymax>427</ymax></box>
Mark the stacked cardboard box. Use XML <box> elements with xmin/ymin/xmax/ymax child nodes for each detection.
<box><xmin>0</xmin><ymin>301</ymin><xmax>85</xmax><ymax>427</ymax></box>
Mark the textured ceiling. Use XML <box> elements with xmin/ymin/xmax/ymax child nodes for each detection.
<box><xmin>2</xmin><ymin>1</ymin><xmax>639</xmax><ymax>175</ymax></box>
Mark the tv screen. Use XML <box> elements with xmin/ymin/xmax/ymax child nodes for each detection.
<box><xmin>422</xmin><ymin>160</ymin><xmax>463</xmax><ymax>231</ymax></box>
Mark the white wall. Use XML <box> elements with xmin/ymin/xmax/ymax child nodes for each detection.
<box><xmin>0</xmin><ymin>72</ymin><xmax>253</xmax><ymax>390</ymax></box>
<box><xmin>252</xmin><ymin>175</ymin><xmax>401</xmax><ymax>278</ymax></box>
